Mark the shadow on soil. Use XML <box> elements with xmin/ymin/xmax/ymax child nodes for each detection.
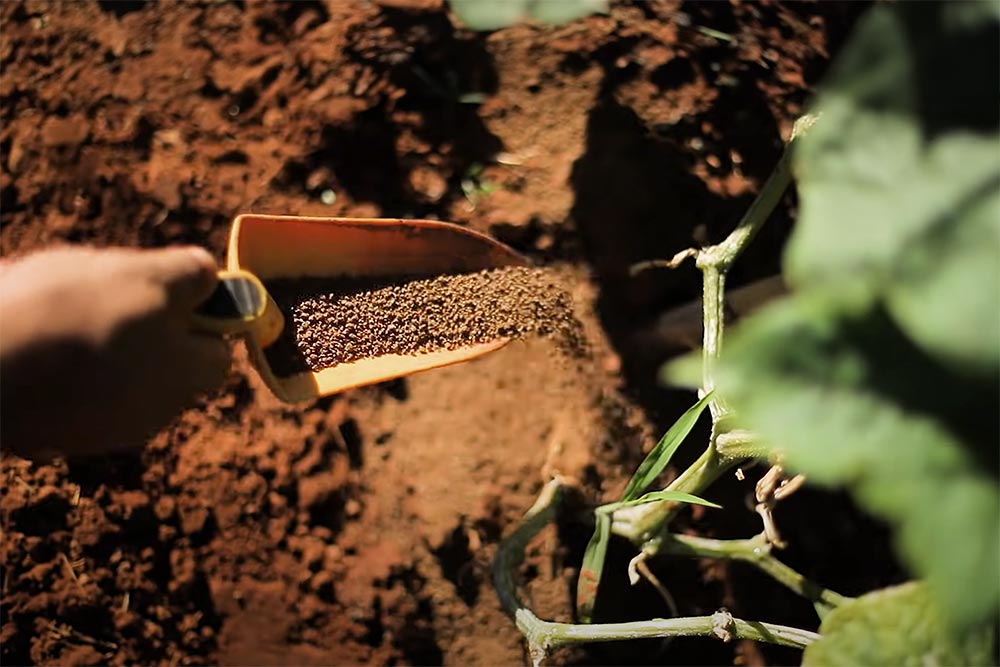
<box><xmin>274</xmin><ymin>6</ymin><xmax>502</xmax><ymax>219</ymax></box>
<box><xmin>568</xmin><ymin>88</ymin><xmax>786</xmax><ymax>430</ymax></box>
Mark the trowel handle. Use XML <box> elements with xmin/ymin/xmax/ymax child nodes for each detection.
<box><xmin>192</xmin><ymin>270</ymin><xmax>285</xmax><ymax>348</ymax></box>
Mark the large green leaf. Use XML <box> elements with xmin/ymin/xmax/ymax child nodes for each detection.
<box><xmin>884</xmin><ymin>184</ymin><xmax>1000</xmax><ymax>373</ymax></box>
<box><xmin>711</xmin><ymin>294</ymin><xmax>1000</xmax><ymax>629</ymax></box>
<box><xmin>528</xmin><ymin>0</ymin><xmax>607</xmax><ymax>26</ymax></box>
<box><xmin>787</xmin><ymin>2</ymin><xmax>1000</xmax><ymax>372</ymax></box>
<box><xmin>803</xmin><ymin>582</ymin><xmax>996</xmax><ymax>666</ymax></box>
<box><xmin>449</xmin><ymin>0</ymin><xmax>607</xmax><ymax>31</ymax></box>
<box><xmin>700</xmin><ymin>1</ymin><xmax>1000</xmax><ymax>633</ymax></box>
<box><xmin>448</xmin><ymin>0</ymin><xmax>527</xmax><ymax>31</ymax></box>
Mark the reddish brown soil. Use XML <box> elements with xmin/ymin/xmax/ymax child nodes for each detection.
<box><xmin>1</xmin><ymin>2</ymin><xmax>881</xmax><ymax>666</ymax></box>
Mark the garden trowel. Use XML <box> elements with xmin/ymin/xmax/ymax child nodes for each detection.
<box><xmin>193</xmin><ymin>214</ymin><xmax>527</xmax><ymax>403</ymax></box>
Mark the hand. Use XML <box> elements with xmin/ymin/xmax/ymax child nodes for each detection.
<box><xmin>0</xmin><ymin>246</ymin><xmax>231</xmax><ymax>460</ymax></box>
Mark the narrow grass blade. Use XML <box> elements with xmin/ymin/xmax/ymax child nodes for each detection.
<box><xmin>597</xmin><ymin>490</ymin><xmax>722</xmax><ymax>515</ymax></box>
<box><xmin>576</xmin><ymin>512</ymin><xmax>611</xmax><ymax>623</ymax></box>
<box><xmin>576</xmin><ymin>393</ymin><xmax>713</xmax><ymax>624</ymax></box>
<box><xmin>621</xmin><ymin>391</ymin><xmax>714</xmax><ymax>501</ymax></box>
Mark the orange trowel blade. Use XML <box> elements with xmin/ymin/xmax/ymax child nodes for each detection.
<box><xmin>226</xmin><ymin>214</ymin><xmax>528</xmax><ymax>403</ymax></box>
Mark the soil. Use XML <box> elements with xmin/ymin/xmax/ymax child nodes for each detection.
<box><xmin>0</xmin><ymin>2</ymin><xmax>895</xmax><ymax>666</ymax></box>
<box><xmin>264</xmin><ymin>266</ymin><xmax>586</xmax><ymax>375</ymax></box>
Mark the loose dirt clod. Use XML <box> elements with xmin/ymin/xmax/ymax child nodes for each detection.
<box><xmin>264</xmin><ymin>266</ymin><xmax>588</xmax><ymax>376</ymax></box>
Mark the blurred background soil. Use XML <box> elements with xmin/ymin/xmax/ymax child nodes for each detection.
<box><xmin>0</xmin><ymin>1</ymin><xmax>898</xmax><ymax>665</ymax></box>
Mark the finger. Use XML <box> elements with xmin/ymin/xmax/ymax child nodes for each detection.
<box><xmin>143</xmin><ymin>246</ymin><xmax>219</xmax><ymax>310</ymax></box>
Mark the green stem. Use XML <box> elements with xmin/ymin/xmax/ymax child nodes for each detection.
<box><xmin>696</xmin><ymin>113</ymin><xmax>816</xmax><ymax>274</ymax></box>
<box><xmin>493</xmin><ymin>479</ymin><xmax>563</xmax><ymax>619</ymax></box>
<box><xmin>696</xmin><ymin>113</ymin><xmax>810</xmax><ymax>372</ymax></box>
<box><xmin>518</xmin><ymin>608</ymin><xmax>819</xmax><ymax>653</ymax></box>
<box><xmin>495</xmin><ymin>115</ymin><xmax>823</xmax><ymax>659</ymax></box>
<box><xmin>701</xmin><ymin>266</ymin><xmax>728</xmax><ymax>420</ymax></box>
<box><xmin>696</xmin><ymin>125</ymin><xmax>797</xmax><ymax>418</ymax></box>
<box><xmin>493</xmin><ymin>480</ymin><xmax>820</xmax><ymax>663</ymax></box>
<box><xmin>609</xmin><ymin>115</ymin><xmax>818</xmax><ymax>545</ymax></box>
<box><xmin>696</xmin><ymin>150</ymin><xmax>794</xmax><ymax>274</ymax></box>
<box><xmin>648</xmin><ymin>533</ymin><xmax>852</xmax><ymax>611</ymax></box>
<box><xmin>611</xmin><ymin>443</ymin><xmax>730</xmax><ymax>541</ymax></box>
<box><xmin>611</xmin><ymin>429</ymin><xmax>776</xmax><ymax>541</ymax></box>
<box><xmin>715</xmin><ymin>430</ymin><xmax>772</xmax><ymax>459</ymax></box>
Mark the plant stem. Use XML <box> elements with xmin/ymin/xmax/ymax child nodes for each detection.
<box><xmin>611</xmin><ymin>443</ymin><xmax>729</xmax><ymax>541</ymax></box>
<box><xmin>701</xmin><ymin>266</ymin><xmax>728</xmax><ymax>420</ymax></box>
<box><xmin>697</xmin><ymin>125</ymin><xmax>797</xmax><ymax>418</ymax></box>
<box><xmin>696</xmin><ymin>146</ymin><xmax>794</xmax><ymax>274</ymax></box>
<box><xmin>493</xmin><ymin>479</ymin><xmax>563</xmax><ymax>620</ymax></box>
<box><xmin>494</xmin><ymin>116</ymin><xmax>823</xmax><ymax>659</ymax></box>
<box><xmin>647</xmin><ymin>532</ymin><xmax>852</xmax><ymax>610</ymax></box>
<box><xmin>608</xmin><ymin>406</ymin><xmax>740</xmax><ymax>542</ymax></box>
<box><xmin>696</xmin><ymin>114</ymin><xmax>816</xmax><ymax>275</ymax></box>
<box><xmin>715</xmin><ymin>429</ymin><xmax>772</xmax><ymax>459</ymax></box>
<box><xmin>518</xmin><ymin>608</ymin><xmax>820</xmax><ymax>652</ymax></box>
<box><xmin>611</xmin><ymin>430</ymin><xmax>776</xmax><ymax>541</ymax></box>
<box><xmin>609</xmin><ymin>115</ymin><xmax>817</xmax><ymax>544</ymax></box>
<box><xmin>493</xmin><ymin>479</ymin><xmax>820</xmax><ymax>665</ymax></box>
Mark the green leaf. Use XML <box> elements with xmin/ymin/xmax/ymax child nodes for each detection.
<box><xmin>787</xmin><ymin>2</ymin><xmax>1000</xmax><ymax>372</ymax></box>
<box><xmin>661</xmin><ymin>349</ymin><xmax>702</xmax><ymax>389</ymax></box>
<box><xmin>883</xmin><ymin>183</ymin><xmax>1000</xmax><ymax>373</ymax></box>
<box><xmin>576</xmin><ymin>393</ymin><xmax>713</xmax><ymax>623</ymax></box>
<box><xmin>528</xmin><ymin>0</ymin><xmax>608</xmax><ymax>26</ymax></box>
<box><xmin>598</xmin><ymin>490</ymin><xmax>721</xmax><ymax>514</ymax></box>
<box><xmin>576</xmin><ymin>512</ymin><xmax>610</xmax><ymax>623</ymax></box>
<box><xmin>449</xmin><ymin>0</ymin><xmax>529</xmax><ymax>30</ymax></box>
<box><xmin>449</xmin><ymin>0</ymin><xmax>607</xmax><ymax>31</ymax></box>
<box><xmin>717</xmin><ymin>293</ymin><xmax>1000</xmax><ymax>629</ymax></box>
<box><xmin>715</xmin><ymin>2</ymin><xmax>1000</xmax><ymax>631</ymax></box>
<box><xmin>620</xmin><ymin>391</ymin><xmax>713</xmax><ymax>501</ymax></box>
<box><xmin>803</xmin><ymin>582</ymin><xmax>996</xmax><ymax>666</ymax></box>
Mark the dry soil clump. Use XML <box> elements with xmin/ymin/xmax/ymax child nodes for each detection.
<box><xmin>264</xmin><ymin>266</ymin><xmax>587</xmax><ymax>376</ymax></box>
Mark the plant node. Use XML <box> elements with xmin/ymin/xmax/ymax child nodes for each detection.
<box><xmin>711</xmin><ymin>609</ymin><xmax>735</xmax><ymax>642</ymax></box>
